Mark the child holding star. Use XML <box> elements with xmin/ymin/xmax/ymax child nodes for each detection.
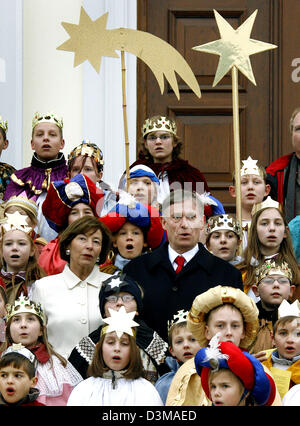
<box><xmin>67</xmin><ymin>306</ymin><xmax>163</xmax><ymax>406</ymax></box>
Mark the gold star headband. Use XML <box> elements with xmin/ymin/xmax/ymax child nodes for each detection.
<box><xmin>240</xmin><ymin>156</ymin><xmax>262</xmax><ymax>177</ymax></box>
<box><xmin>167</xmin><ymin>309</ymin><xmax>188</xmax><ymax>332</ymax></box>
<box><xmin>206</xmin><ymin>214</ymin><xmax>241</xmax><ymax>238</ymax></box>
<box><xmin>251</xmin><ymin>196</ymin><xmax>282</xmax><ymax>216</ymax></box>
<box><xmin>255</xmin><ymin>259</ymin><xmax>293</xmax><ymax>285</ymax></box>
<box><xmin>1</xmin><ymin>211</ymin><xmax>34</xmax><ymax>236</ymax></box>
<box><xmin>6</xmin><ymin>295</ymin><xmax>46</xmax><ymax>325</ymax></box>
<box><xmin>32</xmin><ymin>111</ymin><xmax>63</xmax><ymax>130</ymax></box>
<box><xmin>142</xmin><ymin>116</ymin><xmax>177</xmax><ymax>138</ymax></box>
<box><xmin>0</xmin><ymin>115</ymin><xmax>8</xmax><ymax>133</ymax></box>
<box><xmin>101</xmin><ymin>306</ymin><xmax>139</xmax><ymax>339</ymax></box>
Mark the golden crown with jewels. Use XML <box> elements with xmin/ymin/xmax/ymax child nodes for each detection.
<box><xmin>206</xmin><ymin>214</ymin><xmax>241</xmax><ymax>237</ymax></box>
<box><xmin>6</xmin><ymin>295</ymin><xmax>46</xmax><ymax>325</ymax></box>
<box><xmin>0</xmin><ymin>115</ymin><xmax>8</xmax><ymax>133</ymax></box>
<box><xmin>142</xmin><ymin>116</ymin><xmax>177</xmax><ymax>138</ymax></box>
<box><xmin>255</xmin><ymin>259</ymin><xmax>293</xmax><ymax>285</ymax></box>
<box><xmin>68</xmin><ymin>139</ymin><xmax>104</xmax><ymax>167</ymax></box>
<box><xmin>32</xmin><ymin>111</ymin><xmax>63</xmax><ymax>130</ymax></box>
<box><xmin>168</xmin><ymin>309</ymin><xmax>188</xmax><ymax>331</ymax></box>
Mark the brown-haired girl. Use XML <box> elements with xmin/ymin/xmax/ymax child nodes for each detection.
<box><xmin>67</xmin><ymin>307</ymin><xmax>163</xmax><ymax>406</ymax></box>
<box><xmin>238</xmin><ymin>198</ymin><xmax>300</xmax><ymax>302</ymax></box>
<box><xmin>0</xmin><ymin>212</ymin><xmax>45</xmax><ymax>304</ymax></box>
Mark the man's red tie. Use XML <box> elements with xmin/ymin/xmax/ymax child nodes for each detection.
<box><xmin>175</xmin><ymin>255</ymin><xmax>185</xmax><ymax>273</ymax></box>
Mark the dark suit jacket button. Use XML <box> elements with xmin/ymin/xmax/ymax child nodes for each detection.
<box><xmin>172</xmin><ymin>286</ymin><xmax>178</xmax><ymax>292</ymax></box>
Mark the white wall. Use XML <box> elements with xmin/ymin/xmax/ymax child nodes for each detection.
<box><xmin>0</xmin><ymin>0</ymin><xmax>23</xmax><ymax>169</ymax></box>
<box><xmin>23</xmin><ymin>0</ymin><xmax>83</xmax><ymax>167</ymax></box>
<box><xmin>82</xmin><ymin>0</ymin><xmax>137</xmax><ymax>191</ymax></box>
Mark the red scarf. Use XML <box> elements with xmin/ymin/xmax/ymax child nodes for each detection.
<box><xmin>29</xmin><ymin>343</ymin><xmax>50</xmax><ymax>364</ymax></box>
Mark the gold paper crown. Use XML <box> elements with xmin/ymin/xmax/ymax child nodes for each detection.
<box><xmin>32</xmin><ymin>111</ymin><xmax>63</xmax><ymax>129</ymax></box>
<box><xmin>0</xmin><ymin>211</ymin><xmax>34</xmax><ymax>236</ymax></box>
<box><xmin>251</xmin><ymin>196</ymin><xmax>282</xmax><ymax>216</ymax></box>
<box><xmin>6</xmin><ymin>295</ymin><xmax>46</xmax><ymax>325</ymax></box>
<box><xmin>240</xmin><ymin>156</ymin><xmax>262</xmax><ymax>177</ymax></box>
<box><xmin>68</xmin><ymin>140</ymin><xmax>104</xmax><ymax>167</ymax></box>
<box><xmin>278</xmin><ymin>300</ymin><xmax>300</xmax><ymax>319</ymax></box>
<box><xmin>255</xmin><ymin>259</ymin><xmax>293</xmax><ymax>285</ymax></box>
<box><xmin>142</xmin><ymin>116</ymin><xmax>177</xmax><ymax>138</ymax></box>
<box><xmin>206</xmin><ymin>214</ymin><xmax>241</xmax><ymax>237</ymax></box>
<box><xmin>0</xmin><ymin>115</ymin><xmax>8</xmax><ymax>133</ymax></box>
<box><xmin>167</xmin><ymin>309</ymin><xmax>188</xmax><ymax>331</ymax></box>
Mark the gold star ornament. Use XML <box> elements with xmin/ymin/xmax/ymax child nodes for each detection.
<box><xmin>57</xmin><ymin>7</ymin><xmax>201</xmax><ymax>99</ymax></box>
<box><xmin>192</xmin><ymin>9</ymin><xmax>277</xmax><ymax>86</ymax></box>
<box><xmin>103</xmin><ymin>306</ymin><xmax>139</xmax><ymax>339</ymax></box>
<box><xmin>57</xmin><ymin>9</ymin><xmax>119</xmax><ymax>73</ymax></box>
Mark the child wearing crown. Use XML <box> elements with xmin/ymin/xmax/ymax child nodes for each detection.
<box><xmin>67</xmin><ymin>306</ymin><xmax>163</xmax><ymax>406</ymax></box>
<box><xmin>262</xmin><ymin>299</ymin><xmax>300</xmax><ymax>400</ymax></box>
<box><xmin>68</xmin><ymin>139</ymin><xmax>117</xmax><ymax>216</ymax></box>
<box><xmin>247</xmin><ymin>259</ymin><xmax>296</xmax><ymax>356</ymax></box>
<box><xmin>194</xmin><ymin>333</ymin><xmax>277</xmax><ymax>406</ymax></box>
<box><xmin>205</xmin><ymin>214</ymin><xmax>242</xmax><ymax>265</ymax></box>
<box><xmin>166</xmin><ymin>285</ymin><xmax>282</xmax><ymax>406</ymax></box>
<box><xmin>0</xmin><ymin>343</ymin><xmax>45</xmax><ymax>406</ymax></box>
<box><xmin>0</xmin><ymin>211</ymin><xmax>45</xmax><ymax>304</ymax></box>
<box><xmin>2</xmin><ymin>192</ymin><xmax>47</xmax><ymax>256</ymax></box>
<box><xmin>3</xmin><ymin>296</ymin><xmax>83</xmax><ymax>406</ymax></box>
<box><xmin>229</xmin><ymin>156</ymin><xmax>271</xmax><ymax>251</ymax></box>
<box><xmin>3</xmin><ymin>112</ymin><xmax>68</xmax><ymax>242</ymax></box>
<box><xmin>154</xmin><ymin>310</ymin><xmax>200</xmax><ymax>405</ymax></box>
<box><xmin>0</xmin><ymin>115</ymin><xmax>15</xmax><ymax>201</ymax></box>
<box><xmin>126</xmin><ymin>115</ymin><xmax>214</xmax><ymax>217</ymax></box>
<box><xmin>237</xmin><ymin>197</ymin><xmax>300</xmax><ymax>302</ymax></box>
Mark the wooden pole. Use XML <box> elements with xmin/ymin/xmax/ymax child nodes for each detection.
<box><xmin>231</xmin><ymin>66</ymin><xmax>243</xmax><ymax>251</ymax></box>
<box><xmin>121</xmin><ymin>50</ymin><xmax>130</xmax><ymax>191</ymax></box>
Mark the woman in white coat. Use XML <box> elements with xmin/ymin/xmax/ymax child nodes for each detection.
<box><xmin>32</xmin><ymin>216</ymin><xmax>112</xmax><ymax>359</ymax></box>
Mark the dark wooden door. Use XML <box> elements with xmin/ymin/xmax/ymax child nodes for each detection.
<box><xmin>137</xmin><ymin>0</ymin><xmax>298</xmax><ymax>212</ymax></box>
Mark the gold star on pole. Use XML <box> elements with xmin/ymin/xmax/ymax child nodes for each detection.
<box><xmin>192</xmin><ymin>9</ymin><xmax>277</xmax><ymax>86</ymax></box>
<box><xmin>57</xmin><ymin>8</ymin><xmax>119</xmax><ymax>72</ymax></box>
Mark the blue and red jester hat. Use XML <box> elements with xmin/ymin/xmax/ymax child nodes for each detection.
<box><xmin>99</xmin><ymin>198</ymin><xmax>166</xmax><ymax>250</ymax></box>
<box><xmin>194</xmin><ymin>333</ymin><xmax>276</xmax><ymax>406</ymax></box>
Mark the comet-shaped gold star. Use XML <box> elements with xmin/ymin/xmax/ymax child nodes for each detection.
<box><xmin>192</xmin><ymin>9</ymin><xmax>277</xmax><ymax>86</ymax></box>
<box><xmin>57</xmin><ymin>7</ymin><xmax>201</xmax><ymax>100</ymax></box>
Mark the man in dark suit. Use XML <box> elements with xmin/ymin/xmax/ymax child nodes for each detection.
<box><xmin>123</xmin><ymin>189</ymin><xmax>244</xmax><ymax>342</ymax></box>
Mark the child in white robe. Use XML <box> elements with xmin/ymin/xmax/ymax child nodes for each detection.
<box><xmin>67</xmin><ymin>306</ymin><xmax>163</xmax><ymax>406</ymax></box>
